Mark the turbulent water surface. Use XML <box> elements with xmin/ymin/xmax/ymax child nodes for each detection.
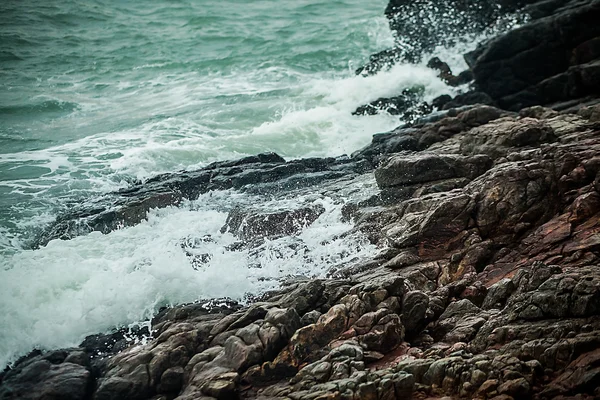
<box><xmin>0</xmin><ymin>0</ymin><xmax>496</xmax><ymax>368</ymax></box>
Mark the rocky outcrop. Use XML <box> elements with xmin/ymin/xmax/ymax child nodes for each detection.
<box><xmin>5</xmin><ymin>101</ymin><xmax>600</xmax><ymax>400</ymax></box>
<box><xmin>31</xmin><ymin>154</ymin><xmax>371</xmax><ymax>248</ymax></box>
<box><xmin>469</xmin><ymin>0</ymin><xmax>600</xmax><ymax>110</ymax></box>
<box><xmin>4</xmin><ymin>1</ymin><xmax>600</xmax><ymax>400</ymax></box>
<box><xmin>358</xmin><ymin>0</ymin><xmax>600</xmax><ymax>120</ymax></box>
<box><xmin>357</xmin><ymin>0</ymin><xmax>537</xmax><ymax>74</ymax></box>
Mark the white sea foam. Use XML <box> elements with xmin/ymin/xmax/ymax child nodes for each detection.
<box><xmin>0</xmin><ymin>58</ymin><xmax>452</xmax><ymax>191</ymax></box>
<box><xmin>0</xmin><ymin>192</ymin><xmax>375</xmax><ymax>369</ymax></box>
<box><xmin>0</xmin><ymin>1</ymin><xmax>510</xmax><ymax>370</ymax></box>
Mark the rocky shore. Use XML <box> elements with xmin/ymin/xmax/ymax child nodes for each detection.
<box><xmin>3</xmin><ymin>0</ymin><xmax>600</xmax><ymax>399</ymax></box>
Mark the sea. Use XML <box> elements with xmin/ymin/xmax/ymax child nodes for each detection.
<box><xmin>0</xmin><ymin>0</ymin><xmax>514</xmax><ymax>369</ymax></box>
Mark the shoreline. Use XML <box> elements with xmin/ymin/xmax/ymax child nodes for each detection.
<box><xmin>2</xmin><ymin>1</ymin><xmax>600</xmax><ymax>399</ymax></box>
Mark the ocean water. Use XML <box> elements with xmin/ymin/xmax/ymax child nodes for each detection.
<box><xmin>0</xmin><ymin>0</ymin><xmax>507</xmax><ymax>368</ymax></box>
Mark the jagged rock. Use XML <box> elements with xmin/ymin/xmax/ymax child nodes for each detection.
<box><xmin>374</xmin><ymin>153</ymin><xmax>492</xmax><ymax>188</ymax></box>
<box><xmin>356</xmin><ymin>0</ymin><xmax>535</xmax><ymax>72</ymax></box>
<box><xmin>427</xmin><ymin>57</ymin><xmax>474</xmax><ymax>87</ymax></box>
<box><xmin>221</xmin><ymin>204</ymin><xmax>325</xmax><ymax>240</ymax></box>
<box><xmin>401</xmin><ymin>290</ymin><xmax>430</xmax><ymax>337</ymax></box>
<box><xmin>353</xmin><ymin>105</ymin><xmax>507</xmax><ymax>167</ymax></box>
<box><xmin>482</xmin><ymin>279</ymin><xmax>516</xmax><ymax>310</ymax></box>
<box><xmin>383</xmin><ymin>250</ymin><xmax>421</xmax><ymax>269</ymax></box>
<box><xmin>32</xmin><ymin>153</ymin><xmax>369</xmax><ymax>247</ymax></box>
<box><xmin>5</xmin><ymin>4</ymin><xmax>600</xmax><ymax>399</ymax></box>
<box><xmin>460</xmin><ymin>117</ymin><xmax>556</xmax><ymax>158</ymax></box>
<box><xmin>352</xmin><ymin>90</ymin><xmax>421</xmax><ymax>117</ymax></box>
<box><xmin>497</xmin><ymin>377</ymin><xmax>531</xmax><ymax>397</ymax></box>
<box><xmin>441</xmin><ymin>91</ymin><xmax>496</xmax><ymax>110</ymax></box>
<box><xmin>470</xmin><ymin>0</ymin><xmax>600</xmax><ymax>109</ymax></box>
<box><xmin>0</xmin><ymin>354</ymin><xmax>91</xmax><ymax>400</ymax></box>
<box><xmin>541</xmin><ymin>348</ymin><xmax>600</xmax><ymax>397</ymax></box>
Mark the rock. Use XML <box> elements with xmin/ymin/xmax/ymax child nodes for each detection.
<box><xmin>378</xmin><ymin>0</ymin><xmax>534</xmax><ymax>66</ymax></box>
<box><xmin>301</xmin><ymin>310</ymin><xmax>323</xmax><ymax>327</ymax></box>
<box><xmin>32</xmin><ymin>153</ymin><xmax>368</xmax><ymax>247</ymax></box>
<box><xmin>7</xmin><ymin>3</ymin><xmax>600</xmax><ymax>400</ymax></box>
<box><xmin>352</xmin><ymin>90</ymin><xmax>421</xmax><ymax>117</ymax></box>
<box><xmin>468</xmin><ymin>159</ymin><xmax>558</xmax><ymax>238</ymax></box>
<box><xmin>374</xmin><ymin>153</ymin><xmax>492</xmax><ymax>188</ymax></box>
<box><xmin>432</xmin><ymin>94</ymin><xmax>453</xmax><ymax>110</ymax></box>
<box><xmin>383</xmin><ymin>250</ymin><xmax>421</xmax><ymax>269</ymax></box>
<box><xmin>440</xmin><ymin>299</ymin><xmax>481</xmax><ymax>320</ymax></box>
<box><xmin>427</xmin><ymin>57</ymin><xmax>473</xmax><ymax>87</ymax></box>
<box><xmin>442</xmin><ymin>91</ymin><xmax>496</xmax><ymax>110</ymax></box>
<box><xmin>542</xmin><ymin>348</ymin><xmax>600</xmax><ymax>397</ymax></box>
<box><xmin>0</xmin><ymin>357</ymin><xmax>90</xmax><ymax>400</ymax></box>
<box><xmin>355</xmin><ymin>310</ymin><xmax>404</xmax><ymax>353</ymax></box>
<box><xmin>401</xmin><ymin>291</ymin><xmax>430</xmax><ymax>337</ymax></box>
<box><xmin>158</xmin><ymin>366</ymin><xmax>184</xmax><ymax>394</ymax></box>
<box><xmin>460</xmin><ymin>117</ymin><xmax>556</xmax><ymax>158</ymax></box>
<box><xmin>482</xmin><ymin>279</ymin><xmax>516</xmax><ymax>310</ymax></box>
<box><xmin>199</xmin><ymin>371</ymin><xmax>239</xmax><ymax>399</ymax></box>
<box><xmin>94</xmin><ymin>365</ymin><xmax>150</xmax><ymax>400</ymax></box>
<box><xmin>470</xmin><ymin>0</ymin><xmax>600</xmax><ymax>109</ymax></box>
<box><xmin>221</xmin><ymin>204</ymin><xmax>325</xmax><ymax>240</ymax></box>
<box><xmin>497</xmin><ymin>377</ymin><xmax>531</xmax><ymax>397</ymax></box>
<box><xmin>458</xmin><ymin>105</ymin><xmax>503</xmax><ymax>127</ymax></box>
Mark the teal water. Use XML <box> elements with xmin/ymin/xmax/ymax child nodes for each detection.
<box><xmin>0</xmin><ymin>0</ymin><xmax>473</xmax><ymax>368</ymax></box>
<box><xmin>0</xmin><ymin>0</ymin><xmax>415</xmax><ymax>250</ymax></box>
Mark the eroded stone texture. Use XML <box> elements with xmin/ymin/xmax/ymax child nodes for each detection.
<box><xmin>4</xmin><ymin>1</ymin><xmax>600</xmax><ymax>399</ymax></box>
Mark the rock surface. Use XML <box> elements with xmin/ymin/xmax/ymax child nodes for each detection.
<box><xmin>469</xmin><ymin>0</ymin><xmax>600</xmax><ymax>110</ymax></box>
<box><xmin>4</xmin><ymin>1</ymin><xmax>600</xmax><ymax>400</ymax></box>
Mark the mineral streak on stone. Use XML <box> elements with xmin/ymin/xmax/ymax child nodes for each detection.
<box><xmin>3</xmin><ymin>1</ymin><xmax>600</xmax><ymax>400</ymax></box>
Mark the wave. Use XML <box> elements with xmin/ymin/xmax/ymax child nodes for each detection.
<box><xmin>0</xmin><ymin>51</ymin><xmax>23</xmax><ymax>62</ymax></box>
<box><xmin>0</xmin><ymin>99</ymin><xmax>80</xmax><ymax>116</ymax></box>
<box><xmin>0</xmin><ymin>193</ymin><xmax>376</xmax><ymax>369</ymax></box>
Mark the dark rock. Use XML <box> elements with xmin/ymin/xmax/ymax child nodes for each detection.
<box><xmin>460</xmin><ymin>117</ymin><xmax>556</xmax><ymax>158</ymax></box>
<box><xmin>433</xmin><ymin>94</ymin><xmax>453</xmax><ymax>110</ymax></box>
<box><xmin>8</xmin><ymin>3</ymin><xmax>600</xmax><ymax>400</ymax></box>
<box><xmin>0</xmin><ymin>356</ymin><xmax>91</xmax><ymax>400</ymax></box>
<box><xmin>352</xmin><ymin>91</ymin><xmax>419</xmax><ymax>117</ymax></box>
<box><xmin>427</xmin><ymin>57</ymin><xmax>474</xmax><ymax>87</ymax></box>
<box><xmin>441</xmin><ymin>91</ymin><xmax>496</xmax><ymax>110</ymax></box>
<box><xmin>401</xmin><ymin>291</ymin><xmax>431</xmax><ymax>337</ymax></box>
<box><xmin>381</xmin><ymin>0</ymin><xmax>534</xmax><ymax>65</ymax></box>
<box><xmin>374</xmin><ymin>153</ymin><xmax>492</xmax><ymax>188</ymax></box>
<box><xmin>471</xmin><ymin>0</ymin><xmax>600</xmax><ymax>109</ymax></box>
<box><xmin>32</xmin><ymin>153</ymin><xmax>370</xmax><ymax>247</ymax></box>
<box><xmin>221</xmin><ymin>204</ymin><xmax>325</xmax><ymax>240</ymax></box>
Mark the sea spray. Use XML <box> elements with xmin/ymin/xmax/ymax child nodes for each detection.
<box><xmin>0</xmin><ymin>189</ymin><xmax>376</xmax><ymax>369</ymax></box>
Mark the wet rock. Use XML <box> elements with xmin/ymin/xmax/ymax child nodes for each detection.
<box><xmin>383</xmin><ymin>250</ymin><xmax>421</xmax><ymax>269</ymax></box>
<box><xmin>427</xmin><ymin>57</ymin><xmax>473</xmax><ymax>87</ymax></box>
<box><xmin>441</xmin><ymin>91</ymin><xmax>496</xmax><ymax>110</ymax></box>
<box><xmin>374</xmin><ymin>153</ymin><xmax>492</xmax><ymax>188</ymax></box>
<box><xmin>470</xmin><ymin>0</ymin><xmax>600</xmax><ymax>109</ymax></box>
<box><xmin>32</xmin><ymin>153</ymin><xmax>368</xmax><ymax>247</ymax></box>
<box><xmin>401</xmin><ymin>290</ymin><xmax>430</xmax><ymax>337</ymax></box>
<box><xmin>460</xmin><ymin>117</ymin><xmax>556</xmax><ymax>158</ymax></box>
<box><xmin>0</xmin><ymin>356</ymin><xmax>91</xmax><ymax>400</ymax></box>
<box><xmin>468</xmin><ymin>159</ymin><xmax>558</xmax><ymax>238</ymax></box>
<box><xmin>221</xmin><ymin>204</ymin><xmax>325</xmax><ymax>240</ymax></box>
<box><xmin>542</xmin><ymin>348</ymin><xmax>600</xmax><ymax>397</ymax></box>
<box><xmin>497</xmin><ymin>377</ymin><xmax>531</xmax><ymax>397</ymax></box>
<box><xmin>352</xmin><ymin>90</ymin><xmax>421</xmax><ymax>117</ymax></box>
<box><xmin>482</xmin><ymin>279</ymin><xmax>516</xmax><ymax>310</ymax></box>
<box><xmin>8</xmin><ymin>3</ymin><xmax>600</xmax><ymax>399</ymax></box>
<box><xmin>360</xmin><ymin>0</ymin><xmax>535</xmax><ymax>70</ymax></box>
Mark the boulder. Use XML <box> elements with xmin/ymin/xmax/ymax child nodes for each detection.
<box><xmin>374</xmin><ymin>153</ymin><xmax>492</xmax><ymax>188</ymax></box>
<box><xmin>470</xmin><ymin>0</ymin><xmax>600</xmax><ymax>109</ymax></box>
